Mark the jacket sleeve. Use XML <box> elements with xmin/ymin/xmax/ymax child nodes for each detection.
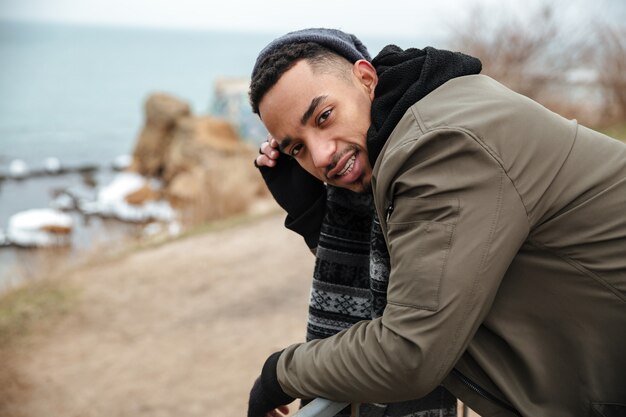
<box><xmin>275</xmin><ymin>127</ymin><xmax>530</xmax><ymax>403</ymax></box>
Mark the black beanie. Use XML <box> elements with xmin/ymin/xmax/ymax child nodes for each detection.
<box><xmin>252</xmin><ymin>28</ymin><xmax>371</xmax><ymax>79</ymax></box>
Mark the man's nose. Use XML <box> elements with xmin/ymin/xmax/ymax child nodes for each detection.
<box><xmin>310</xmin><ymin>138</ymin><xmax>336</xmax><ymax>169</ymax></box>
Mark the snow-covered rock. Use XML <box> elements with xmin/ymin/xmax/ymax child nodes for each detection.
<box><xmin>95</xmin><ymin>172</ymin><xmax>175</xmax><ymax>222</ymax></box>
<box><xmin>44</xmin><ymin>157</ymin><xmax>62</xmax><ymax>174</ymax></box>
<box><xmin>97</xmin><ymin>172</ymin><xmax>145</xmax><ymax>213</ymax></box>
<box><xmin>9</xmin><ymin>159</ymin><xmax>29</xmax><ymax>178</ymax></box>
<box><xmin>7</xmin><ymin>209</ymin><xmax>73</xmax><ymax>247</ymax></box>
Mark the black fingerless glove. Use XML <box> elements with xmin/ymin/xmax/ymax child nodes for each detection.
<box><xmin>257</xmin><ymin>157</ymin><xmax>326</xmax><ymax>249</ymax></box>
<box><xmin>247</xmin><ymin>351</ymin><xmax>295</xmax><ymax>417</ymax></box>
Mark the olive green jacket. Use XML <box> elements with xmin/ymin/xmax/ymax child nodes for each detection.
<box><xmin>276</xmin><ymin>75</ymin><xmax>626</xmax><ymax>416</ymax></box>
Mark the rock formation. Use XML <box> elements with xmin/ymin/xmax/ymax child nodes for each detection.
<box><xmin>131</xmin><ymin>93</ymin><xmax>191</xmax><ymax>177</ymax></box>
<box><xmin>130</xmin><ymin>92</ymin><xmax>267</xmax><ymax>224</ymax></box>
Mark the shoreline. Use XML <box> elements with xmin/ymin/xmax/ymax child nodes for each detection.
<box><xmin>0</xmin><ymin>181</ymin><xmax>279</xmax><ymax>293</ymax></box>
<box><xmin>0</xmin><ymin>163</ymin><xmax>167</xmax><ymax>289</ymax></box>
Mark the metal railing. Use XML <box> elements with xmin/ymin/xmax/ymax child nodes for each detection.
<box><xmin>292</xmin><ymin>399</ymin><xmax>352</xmax><ymax>417</ymax></box>
<box><xmin>293</xmin><ymin>398</ymin><xmax>471</xmax><ymax>417</ymax></box>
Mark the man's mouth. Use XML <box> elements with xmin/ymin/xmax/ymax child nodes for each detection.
<box><xmin>337</xmin><ymin>154</ymin><xmax>356</xmax><ymax>177</ymax></box>
<box><xmin>327</xmin><ymin>150</ymin><xmax>357</xmax><ymax>180</ymax></box>
<box><xmin>324</xmin><ymin>147</ymin><xmax>371</xmax><ymax>192</ymax></box>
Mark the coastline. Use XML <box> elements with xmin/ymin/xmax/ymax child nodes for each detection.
<box><xmin>0</xmin><ymin>164</ymin><xmax>140</xmax><ymax>289</ymax></box>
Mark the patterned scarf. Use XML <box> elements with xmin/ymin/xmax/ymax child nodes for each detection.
<box><xmin>305</xmin><ymin>46</ymin><xmax>482</xmax><ymax>417</ymax></box>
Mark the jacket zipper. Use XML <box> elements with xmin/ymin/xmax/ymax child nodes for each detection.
<box><xmin>386</xmin><ymin>204</ymin><xmax>394</xmax><ymax>222</ymax></box>
<box><xmin>451</xmin><ymin>369</ymin><xmax>522</xmax><ymax>416</ymax></box>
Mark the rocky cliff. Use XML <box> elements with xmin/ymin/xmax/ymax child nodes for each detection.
<box><xmin>130</xmin><ymin>93</ymin><xmax>267</xmax><ymax>224</ymax></box>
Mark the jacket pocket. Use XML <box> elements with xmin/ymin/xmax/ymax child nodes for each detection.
<box><xmin>591</xmin><ymin>403</ymin><xmax>626</xmax><ymax>417</ymax></box>
<box><xmin>385</xmin><ymin>197</ymin><xmax>458</xmax><ymax>311</ymax></box>
<box><xmin>386</xmin><ymin>219</ymin><xmax>455</xmax><ymax>311</ymax></box>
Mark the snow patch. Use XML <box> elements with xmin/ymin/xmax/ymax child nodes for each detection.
<box><xmin>95</xmin><ymin>172</ymin><xmax>175</xmax><ymax>223</ymax></box>
<box><xmin>44</xmin><ymin>157</ymin><xmax>62</xmax><ymax>174</ymax></box>
<box><xmin>7</xmin><ymin>209</ymin><xmax>73</xmax><ymax>247</ymax></box>
<box><xmin>9</xmin><ymin>159</ymin><xmax>29</xmax><ymax>178</ymax></box>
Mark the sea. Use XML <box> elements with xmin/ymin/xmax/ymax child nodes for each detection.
<box><xmin>0</xmin><ymin>20</ymin><xmax>420</xmax><ymax>288</ymax></box>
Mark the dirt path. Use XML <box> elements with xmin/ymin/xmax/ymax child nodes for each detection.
<box><xmin>2</xmin><ymin>210</ymin><xmax>315</xmax><ymax>417</ymax></box>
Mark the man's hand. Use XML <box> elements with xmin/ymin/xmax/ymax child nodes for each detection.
<box><xmin>255</xmin><ymin>135</ymin><xmax>280</xmax><ymax>168</ymax></box>
<box><xmin>253</xmin><ymin>134</ymin><xmax>326</xmax><ymax>249</ymax></box>
<box><xmin>247</xmin><ymin>352</ymin><xmax>295</xmax><ymax>417</ymax></box>
<box><xmin>248</xmin><ymin>375</ymin><xmax>291</xmax><ymax>417</ymax></box>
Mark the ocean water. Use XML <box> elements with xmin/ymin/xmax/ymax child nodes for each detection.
<box><xmin>0</xmin><ymin>20</ymin><xmax>415</xmax><ymax>286</ymax></box>
<box><xmin>0</xmin><ymin>20</ymin><xmax>278</xmax><ymax>169</ymax></box>
<box><xmin>0</xmin><ymin>21</ymin><xmax>281</xmax><ymax>285</ymax></box>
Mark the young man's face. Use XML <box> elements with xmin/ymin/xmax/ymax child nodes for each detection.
<box><xmin>258</xmin><ymin>59</ymin><xmax>378</xmax><ymax>193</ymax></box>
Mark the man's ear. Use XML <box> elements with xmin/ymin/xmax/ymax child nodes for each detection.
<box><xmin>353</xmin><ymin>59</ymin><xmax>378</xmax><ymax>100</ymax></box>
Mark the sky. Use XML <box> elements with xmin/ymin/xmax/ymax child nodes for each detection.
<box><xmin>1</xmin><ymin>0</ymin><xmax>625</xmax><ymax>40</ymax></box>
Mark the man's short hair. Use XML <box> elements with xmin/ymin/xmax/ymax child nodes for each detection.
<box><xmin>249</xmin><ymin>42</ymin><xmax>352</xmax><ymax>115</ymax></box>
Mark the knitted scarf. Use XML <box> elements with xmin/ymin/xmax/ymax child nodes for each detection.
<box><xmin>305</xmin><ymin>46</ymin><xmax>481</xmax><ymax>417</ymax></box>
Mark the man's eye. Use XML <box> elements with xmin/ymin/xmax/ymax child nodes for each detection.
<box><xmin>317</xmin><ymin>109</ymin><xmax>332</xmax><ymax>125</ymax></box>
<box><xmin>290</xmin><ymin>144</ymin><xmax>303</xmax><ymax>157</ymax></box>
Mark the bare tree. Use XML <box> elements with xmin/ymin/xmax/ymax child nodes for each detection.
<box><xmin>594</xmin><ymin>24</ymin><xmax>626</xmax><ymax>124</ymax></box>
<box><xmin>449</xmin><ymin>5</ymin><xmax>572</xmax><ymax>97</ymax></box>
<box><xmin>446</xmin><ymin>2</ymin><xmax>626</xmax><ymax>127</ymax></box>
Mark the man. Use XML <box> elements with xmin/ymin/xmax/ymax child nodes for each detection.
<box><xmin>250</xmin><ymin>29</ymin><xmax>460</xmax><ymax>417</ymax></box>
<box><xmin>247</xmin><ymin>28</ymin><xmax>626</xmax><ymax>417</ymax></box>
